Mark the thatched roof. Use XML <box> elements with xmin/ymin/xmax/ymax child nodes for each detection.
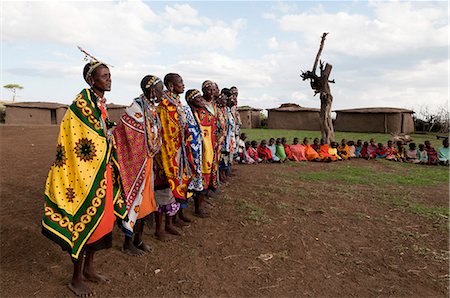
<box><xmin>267</xmin><ymin>103</ymin><xmax>320</xmax><ymax>112</ymax></box>
<box><xmin>4</xmin><ymin>101</ymin><xmax>68</xmax><ymax>109</ymax></box>
<box><xmin>238</xmin><ymin>105</ymin><xmax>262</xmax><ymax>111</ymax></box>
<box><xmin>334</xmin><ymin>107</ymin><xmax>414</xmax><ymax>114</ymax></box>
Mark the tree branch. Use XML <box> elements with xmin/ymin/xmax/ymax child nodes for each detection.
<box><xmin>312</xmin><ymin>32</ymin><xmax>328</xmax><ymax>75</ymax></box>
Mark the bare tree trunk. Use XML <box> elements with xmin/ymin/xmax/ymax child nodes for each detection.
<box><xmin>301</xmin><ymin>33</ymin><xmax>335</xmax><ymax>143</ymax></box>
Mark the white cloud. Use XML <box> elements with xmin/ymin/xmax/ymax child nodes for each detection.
<box><xmin>277</xmin><ymin>2</ymin><xmax>448</xmax><ymax>57</ymax></box>
<box><xmin>162</xmin><ymin>4</ymin><xmax>210</xmax><ymax>26</ymax></box>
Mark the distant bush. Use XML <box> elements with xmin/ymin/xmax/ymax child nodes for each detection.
<box><xmin>414</xmin><ymin>105</ymin><xmax>449</xmax><ymax>133</ymax></box>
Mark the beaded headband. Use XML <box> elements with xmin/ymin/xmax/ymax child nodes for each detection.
<box><xmin>185</xmin><ymin>89</ymin><xmax>202</xmax><ymax>102</ymax></box>
<box><xmin>145</xmin><ymin>76</ymin><xmax>162</xmax><ymax>89</ymax></box>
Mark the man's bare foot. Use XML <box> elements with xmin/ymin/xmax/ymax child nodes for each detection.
<box><xmin>83</xmin><ymin>271</ymin><xmax>110</xmax><ymax>283</ymax></box>
<box><xmin>155</xmin><ymin>232</ymin><xmax>169</xmax><ymax>242</ymax></box>
<box><xmin>68</xmin><ymin>280</ymin><xmax>94</xmax><ymax>297</ymax></box>
<box><xmin>121</xmin><ymin>244</ymin><xmax>145</xmax><ymax>256</ymax></box>
<box><xmin>134</xmin><ymin>241</ymin><xmax>152</xmax><ymax>252</ymax></box>
<box><xmin>165</xmin><ymin>225</ymin><xmax>181</xmax><ymax>236</ymax></box>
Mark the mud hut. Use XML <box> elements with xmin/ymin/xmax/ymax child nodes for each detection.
<box><xmin>334</xmin><ymin>107</ymin><xmax>414</xmax><ymax>133</ymax></box>
<box><xmin>238</xmin><ymin>106</ymin><xmax>262</xmax><ymax>129</ymax></box>
<box><xmin>4</xmin><ymin>102</ymin><xmax>68</xmax><ymax>125</ymax></box>
<box><xmin>106</xmin><ymin>103</ymin><xmax>127</xmax><ymax>124</ymax></box>
<box><xmin>267</xmin><ymin>103</ymin><xmax>320</xmax><ymax>130</ymax></box>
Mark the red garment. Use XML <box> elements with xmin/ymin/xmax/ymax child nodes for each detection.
<box><xmin>283</xmin><ymin>144</ymin><xmax>294</xmax><ymax>160</ymax></box>
<box><xmin>361</xmin><ymin>145</ymin><xmax>368</xmax><ymax>158</ymax></box>
<box><xmin>319</xmin><ymin>144</ymin><xmax>337</xmax><ymax>161</ymax></box>
<box><xmin>290</xmin><ymin>144</ymin><xmax>307</xmax><ymax>161</ymax></box>
<box><xmin>257</xmin><ymin>145</ymin><xmax>272</xmax><ymax>161</ymax></box>
<box><xmin>247</xmin><ymin>147</ymin><xmax>259</xmax><ymax>161</ymax></box>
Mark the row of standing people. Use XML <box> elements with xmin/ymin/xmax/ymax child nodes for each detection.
<box><xmin>237</xmin><ymin>135</ymin><xmax>449</xmax><ymax>165</ymax></box>
<box><xmin>42</xmin><ymin>60</ymin><xmax>242</xmax><ymax>296</ymax></box>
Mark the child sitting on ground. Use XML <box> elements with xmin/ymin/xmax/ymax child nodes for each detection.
<box><xmin>354</xmin><ymin>139</ymin><xmax>363</xmax><ymax>158</ymax></box>
<box><xmin>248</xmin><ymin>140</ymin><xmax>262</xmax><ymax>163</ymax></box>
<box><xmin>281</xmin><ymin>137</ymin><xmax>294</xmax><ymax>160</ymax></box>
<box><xmin>438</xmin><ymin>138</ymin><xmax>449</xmax><ymax>166</ymax></box>
<box><xmin>275</xmin><ymin>138</ymin><xmax>287</xmax><ymax>162</ymax></box>
<box><xmin>347</xmin><ymin>140</ymin><xmax>356</xmax><ymax>158</ymax></box>
<box><xmin>318</xmin><ymin>139</ymin><xmax>336</xmax><ymax>161</ymax></box>
<box><xmin>395</xmin><ymin>141</ymin><xmax>406</xmax><ymax>162</ymax></box>
<box><xmin>267</xmin><ymin>138</ymin><xmax>280</xmax><ymax>162</ymax></box>
<box><xmin>385</xmin><ymin>140</ymin><xmax>397</xmax><ymax>161</ymax></box>
<box><xmin>417</xmin><ymin>144</ymin><xmax>428</xmax><ymax>165</ymax></box>
<box><xmin>367</xmin><ymin>138</ymin><xmax>377</xmax><ymax>159</ymax></box>
<box><xmin>406</xmin><ymin>143</ymin><xmax>420</xmax><ymax>163</ymax></box>
<box><xmin>257</xmin><ymin>139</ymin><xmax>273</xmax><ymax>163</ymax></box>
<box><xmin>290</xmin><ymin>137</ymin><xmax>307</xmax><ymax>161</ymax></box>
<box><xmin>360</xmin><ymin>141</ymin><xmax>369</xmax><ymax>159</ymax></box>
<box><xmin>337</xmin><ymin>139</ymin><xmax>349</xmax><ymax>160</ymax></box>
<box><xmin>424</xmin><ymin>140</ymin><xmax>438</xmax><ymax>165</ymax></box>
<box><xmin>303</xmin><ymin>137</ymin><xmax>320</xmax><ymax>161</ymax></box>
<box><xmin>328</xmin><ymin>141</ymin><xmax>342</xmax><ymax>161</ymax></box>
<box><xmin>375</xmin><ymin>143</ymin><xmax>388</xmax><ymax>159</ymax></box>
<box><xmin>312</xmin><ymin>137</ymin><xmax>320</xmax><ymax>152</ymax></box>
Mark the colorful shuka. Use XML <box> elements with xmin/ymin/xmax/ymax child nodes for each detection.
<box><xmin>42</xmin><ymin>88</ymin><xmax>127</xmax><ymax>261</ymax></box>
<box><xmin>220</xmin><ymin>106</ymin><xmax>235</xmax><ymax>169</ymax></box>
<box><xmin>154</xmin><ymin>91</ymin><xmax>194</xmax><ymax>202</ymax></box>
<box><xmin>337</xmin><ymin>144</ymin><xmax>349</xmax><ymax>160</ymax></box>
<box><xmin>183</xmin><ymin>105</ymin><xmax>203</xmax><ymax>193</ymax></box>
<box><xmin>290</xmin><ymin>144</ymin><xmax>307</xmax><ymax>161</ymax></box>
<box><xmin>193</xmin><ymin>102</ymin><xmax>218</xmax><ymax>191</ymax></box>
<box><xmin>113</xmin><ymin>94</ymin><xmax>162</xmax><ymax>236</ymax></box>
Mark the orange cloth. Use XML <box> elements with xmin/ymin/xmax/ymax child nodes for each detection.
<box><xmin>137</xmin><ymin>159</ymin><xmax>157</xmax><ymax>219</ymax></box>
<box><xmin>88</xmin><ymin>164</ymin><xmax>115</xmax><ymax>244</ymax></box>
<box><xmin>283</xmin><ymin>144</ymin><xmax>294</xmax><ymax>160</ymax></box>
<box><xmin>291</xmin><ymin>144</ymin><xmax>307</xmax><ymax>161</ymax></box>
<box><xmin>319</xmin><ymin>144</ymin><xmax>337</xmax><ymax>161</ymax></box>
<box><xmin>305</xmin><ymin>145</ymin><xmax>320</xmax><ymax>161</ymax></box>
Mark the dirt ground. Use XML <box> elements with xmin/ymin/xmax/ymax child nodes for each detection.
<box><xmin>1</xmin><ymin>125</ymin><xmax>448</xmax><ymax>297</ymax></box>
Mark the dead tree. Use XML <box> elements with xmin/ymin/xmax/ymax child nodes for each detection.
<box><xmin>301</xmin><ymin>32</ymin><xmax>335</xmax><ymax>143</ymax></box>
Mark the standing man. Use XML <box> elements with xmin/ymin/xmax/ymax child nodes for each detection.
<box><xmin>114</xmin><ymin>75</ymin><xmax>164</xmax><ymax>255</ymax></box>
<box><xmin>42</xmin><ymin>57</ymin><xmax>127</xmax><ymax>296</ymax></box>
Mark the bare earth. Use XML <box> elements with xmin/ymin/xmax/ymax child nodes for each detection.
<box><xmin>1</xmin><ymin>125</ymin><xmax>448</xmax><ymax>297</ymax></box>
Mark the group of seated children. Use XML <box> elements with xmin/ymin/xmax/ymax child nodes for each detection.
<box><xmin>236</xmin><ymin>133</ymin><xmax>449</xmax><ymax>166</ymax></box>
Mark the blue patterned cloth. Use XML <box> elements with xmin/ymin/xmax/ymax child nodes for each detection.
<box><xmin>183</xmin><ymin>106</ymin><xmax>203</xmax><ymax>192</ymax></box>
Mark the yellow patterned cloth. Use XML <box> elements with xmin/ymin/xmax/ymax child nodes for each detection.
<box><xmin>42</xmin><ymin>89</ymin><xmax>127</xmax><ymax>260</ymax></box>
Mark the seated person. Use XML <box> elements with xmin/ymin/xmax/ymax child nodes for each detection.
<box><xmin>257</xmin><ymin>139</ymin><xmax>273</xmax><ymax>162</ymax></box>
<box><xmin>424</xmin><ymin>140</ymin><xmax>438</xmax><ymax>165</ymax></box>
<box><xmin>267</xmin><ymin>138</ymin><xmax>280</xmax><ymax>162</ymax></box>
<box><xmin>281</xmin><ymin>137</ymin><xmax>294</xmax><ymax>160</ymax></box>
<box><xmin>366</xmin><ymin>138</ymin><xmax>377</xmax><ymax>159</ymax></box>
<box><xmin>241</xmin><ymin>141</ymin><xmax>256</xmax><ymax>164</ymax></box>
<box><xmin>406</xmin><ymin>143</ymin><xmax>420</xmax><ymax>163</ymax></box>
<box><xmin>236</xmin><ymin>133</ymin><xmax>247</xmax><ymax>163</ymax></box>
<box><xmin>318</xmin><ymin>139</ymin><xmax>336</xmax><ymax>162</ymax></box>
<box><xmin>360</xmin><ymin>141</ymin><xmax>369</xmax><ymax>159</ymax></box>
<box><xmin>311</xmin><ymin>137</ymin><xmax>320</xmax><ymax>152</ymax></box>
<box><xmin>290</xmin><ymin>137</ymin><xmax>307</xmax><ymax>161</ymax></box>
<box><xmin>385</xmin><ymin>140</ymin><xmax>397</xmax><ymax>161</ymax></box>
<box><xmin>417</xmin><ymin>144</ymin><xmax>428</xmax><ymax>165</ymax></box>
<box><xmin>375</xmin><ymin>143</ymin><xmax>388</xmax><ymax>158</ymax></box>
<box><xmin>303</xmin><ymin>137</ymin><xmax>320</xmax><ymax>161</ymax></box>
<box><xmin>347</xmin><ymin>140</ymin><xmax>356</xmax><ymax>158</ymax></box>
<box><xmin>337</xmin><ymin>139</ymin><xmax>349</xmax><ymax>160</ymax></box>
<box><xmin>354</xmin><ymin>139</ymin><xmax>363</xmax><ymax>158</ymax></box>
<box><xmin>275</xmin><ymin>138</ymin><xmax>287</xmax><ymax>162</ymax></box>
<box><xmin>395</xmin><ymin>141</ymin><xmax>406</xmax><ymax>162</ymax></box>
<box><xmin>328</xmin><ymin>141</ymin><xmax>342</xmax><ymax>161</ymax></box>
<box><xmin>247</xmin><ymin>140</ymin><xmax>262</xmax><ymax>163</ymax></box>
<box><xmin>438</xmin><ymin>138</ymin><xmax>449</xmax><ymax>166</ymax></box>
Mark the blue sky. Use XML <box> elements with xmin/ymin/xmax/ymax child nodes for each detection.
<box><xmin>2</xmin><ymin>1</ymin><xmax>448</xmax><ymax>114</ymax></box>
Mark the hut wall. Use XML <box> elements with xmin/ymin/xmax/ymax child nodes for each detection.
<box><xmin>268</xmin><ymin>111</ymin><xmax>320</xmax><ymax>130</ymax></box>
<box><xmin>239</xmin><ymin>110</ymin><xmax>252</xmax><ymax>129</ymax></box>
<box><xmin>335</xmin><ymin>112</ymin><xmax>414</xmax><ymax>133</ymax></box>
<box><xmin>251</xmin><ymin>111</ymin><xmax>261</xmax><ymax>128</ymax></box>
<box><xmin>56</xmin><ymin>107</ymin><xmax>68</xmax><ymax>124</ymax></box>
<box><xmin>5</xmin><ymin>107</ymin><xmax>51</xmax><ymax>125</ymax></box>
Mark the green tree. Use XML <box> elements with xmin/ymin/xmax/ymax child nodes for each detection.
<box><xmin>3</xmin><ymin>84</ymin><xmax>24</xmax><ymax>102</ymax></box>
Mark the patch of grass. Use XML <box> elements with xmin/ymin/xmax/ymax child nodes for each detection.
<box><xmin>388</xmin><ymin>195</ymin><xmax>449</xmax><ymax>219</ymax></box>
<box><xmin>278</xmin><ymin>163</ymin><xmax>448</xmax><ymax>187</ymax></box>
<box><xmin>237</xmin><ymin>199</ymin><xmax>267</xmax><ymax>222</ymax></box>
